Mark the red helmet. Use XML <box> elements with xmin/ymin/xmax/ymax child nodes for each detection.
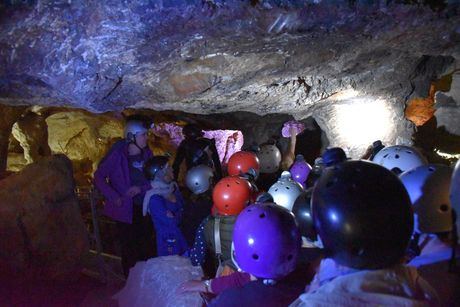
<box><xmin>213</xmin><ymin>176</ymin><xmax>252</xmax><ymax>215</ymax></box>
<box><xmin>227</xmin><ymin>151</ymin><xmax>260</xmax><ymax>177</ymax></box>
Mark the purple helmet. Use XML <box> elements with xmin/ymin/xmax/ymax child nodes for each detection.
<box><xmin>290</xmin><ymin>155</ymin><xmax>312</xmax><ymax>187</ymax></box>
<box><xmin>232</xmin><ymin>203</ymin><xmax>301</xmax><ymax>279</ymax></box>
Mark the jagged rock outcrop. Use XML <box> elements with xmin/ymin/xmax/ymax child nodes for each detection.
<box><xmin>0</xmin><ymin>1</ymin><xmax>459</xmax><ymax>157</ymax></box>
<box><xmin>0</xmin><ymin>155</ymin><xmax>89</xmax><ymax>281</ymax></box>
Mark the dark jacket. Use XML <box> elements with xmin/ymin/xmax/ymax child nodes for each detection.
<box><xmin>172</xmin><ymin>137</ymin><xmax>222</xmax><ymax>181</ymax></box>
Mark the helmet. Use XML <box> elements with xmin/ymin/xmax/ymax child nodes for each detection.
<box><xmin>292</xmin><ymin>188</ymin><xmax>316</xmax><ymax>241</ymax></box>
<box><xmin>289</xmin><ymin>154</ymin><xmax>312</xmax><ymax>186</ymax></box>
<box><xmin>124</xmin><ymin>120</ymin><xmax>149</xmax><ymax>142</ymax></box>
<box><xmin>227</xmin><ymin>151</ymin><xmax>260</xmax><ymax>177</ymax></box>
<box><xmin>232</xmin><ymin>203</ymin><xmax>301</xmax><ymax>279</ymax></box>
<box><xmin>144</xmin><ymin>156</ymin><xmax>169</xmax><ymax>181</ymax></box>
<box><xmin>182</xmin><ymin>124</ymin><xmax>204</xmax><ymax>139</ymax></box>
<box><xmin>212</xmin><ymin>176</ymin><xmax>252</xmax><ymax>215</ymax></box>
<box><xmin>400</xmin><ymin>164</ymin><xmax>453</xmax><ymax>234</ymax></box>
<box><xmin>257</xmin><ymin>144</ymin><xmax>281</xmax><ymax>174</ymax></box>
<box><xmin>372</xmin><ymin>145</ymin><xmax>427</xmax><ymax>174</ymax></box>
<box><xmin>450</xmin><ymin>160</ymin><xmax>460</xmax><ymax>236</ymax></box>
<box><xmin>322</xmin><ymin>147</ymin><xmax>347</xmax><ymax>167</ymax></box>
<box><xmin>268</xmin><ymin>171</ymin><xmax>304</xmax><ymax>211</ymax></box>
<box><xmin>312</xmin><ymin>160</ymin><xmax>413</xmax><ymax>269</ymax></box>
<box><xmin>185</xmin><ymin>165</ymin><xmax>214</xmax><ymax>195</ymax></box>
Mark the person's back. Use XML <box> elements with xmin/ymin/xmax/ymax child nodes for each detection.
<box><xmin>290</xmin><ymin>160</ymin><xmax>439</xmax><ymax>307</ymax></box>
<box><xmin>203</xmin><ymin>214</ymin><xmax>237</xmax><ymax>267</ymax></box>
<box><xmin>173</xmin><ymin>124</ymin><xmax>222</xmax><ymax>181</ymax></box>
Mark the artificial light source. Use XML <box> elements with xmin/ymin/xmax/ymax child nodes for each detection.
<box><xmin>330</xmin><ymin>90</ymin><xmax>395</xmax><ymax>156</ymax></box>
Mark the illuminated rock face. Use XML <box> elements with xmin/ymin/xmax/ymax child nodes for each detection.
<box><xmin>0</xmin><ymin>155</ymin><xmax>89</xmax><ymax>281</ymax></box>
<box><xmin>0</xmin><ymin>1</ymin><xmax>459</xmax><ymax>158</ymax></box>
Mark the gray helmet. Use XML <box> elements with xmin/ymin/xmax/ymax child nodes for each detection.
<box><xmin>450</xmin><ymin>160</ymin><xmax>460</xmax><ymax>237</ymax></box>
<box><xmin>257</xmin><ymin>144</ymin><xmax>282</xmax><ymax>174</ymax></box>
<box><xmin>185</xmin><ymin>165</ymin><xmax>214</xmax><ymax>195</ymax></box>
<box><xmin>400</xmin><ymin>164</ymin><xmax>453</xmax><ymax>234</ymax></box>
<box><xmin>372</xmin><ymin>145</ymin><xmax>427</xmax><ymax>174</ymax></box>
<box><xmin>268</xmin><ymin>171</ymin><xmax>304</xmax><ymax>211</ymax></box>
<box><xmin>124</xmin><ymin>120</ymin><xmax>149</xmax><ymax>142</ymax></box>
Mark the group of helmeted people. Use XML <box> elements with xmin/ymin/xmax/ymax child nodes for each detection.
<box><xmin>95</xmin><ymin>115</ymin><xmax>460</xmax><ymax>306</ymax></box>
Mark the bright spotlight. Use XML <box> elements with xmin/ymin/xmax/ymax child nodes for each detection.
<box><xmin>334</xmin><ymin>96</ymin><xmax>394</xmax><ymax>152</ymax></box>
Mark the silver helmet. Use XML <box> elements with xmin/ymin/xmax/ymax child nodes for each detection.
<box><xmin>124</xmin><ymin>120</ymin><xmax>149</xmax><ymax>142</ymax></box>
<box><xmin>400</xmin><ymin>164</ymin><xmax>453</xmax><ymax>234</ymax></box>
<box><xmin>185</xmin><ymin>165</ymin><xmax>214</xmax><ymax>195</ymax></box>
<box><xmin>450</xmin><ymin>160</ymin><xmax>460</xmax><ymax>237</ymax></box>
<box><xmin>257</xmin><ymin>144</ymin><xmax>282</xmax><ymax>174</ymax></box>
<box><xmin>268</xmin><ymin>171</ymin><xmax>304</xmax><ymax>211</ymax></box>
<box><xmin>372</xmin><ymin>145</ymin><xmax>427</xmax><ymax>174</ymax></box>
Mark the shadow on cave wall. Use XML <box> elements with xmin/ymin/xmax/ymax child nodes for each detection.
<box><xmin>412</xmin><ymin>116</ymin><xmax>460</xmax><ymax>165</ymax></box>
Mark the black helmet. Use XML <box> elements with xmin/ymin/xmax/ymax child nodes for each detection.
<box><xmin>292</xmin><ymin>188</ymin><xmax>317</xmax><ymax>241</ymax></box>
<box><xmin>144</xmin><ymin>156</ymin><xmax>169</xmax><ymax>181</ymax></box>
<box><xmin>312</xmin><ymin>160</ymin><xmax>413</xmax><ymax>269</ymax></box>
<box><xmin>321</xmin><ymin>147</ymin><xmax>347</xmax><ymax>167</ymax></box>
<box><xmin>182</xmin><ymin>124</ymin><xmax>204</xmax><ymax>139</ymax></box>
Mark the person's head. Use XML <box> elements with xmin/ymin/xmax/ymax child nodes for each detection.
<box><xmin>289</xmin><ymin>154</ymin><xmax>312</xmax><ymax>186</ymax></box>
<box><xmin>185</xmin><ymin>165</ymin><xmax>214</xmax><ymax>195</ymax></box>
<box><xmin>144</xmin><ymin>156</ymin><xmax>173</xmax><ymax>183</ymax></box>
<box><xmin>232</xmin><ymin>202</ymin><xmax>301</xmax><ymax>280</ymax></box>
<box><xmin>312</xmin><ymin>160</ymin><xmax>413</xmax><ymax>269</ymax></box>
<box><xmin>268</xmin><ymin>171</ymin><xmax>304</xmax><ymax>211</ymax></box>
<box><xmin>292</xmin><ymin>188</ymin><xmax>316</xmax><ymax>241</ymax></box>
<box><xmin>212</xmin><ymin>176</ymin><xmax>252</xmax><ymax>215</ymax></box>
<box><xmin>450</xmin><ymin>160</ymin><xmax>460</xmax><ymax>240</ymax></box>
<box><xmin>322</xmin><ymin>147</ymin><xmax>347</xmax><ymax>167</ymax></box>
<box><xmin>227</xmin><ymin>151</ymin><xmax>260</xmax><ymax>178</ymax></box>
<box><xmin>372</xmin><ymin>145</ymin><xmax>427</xmax><ymax>174</ymax></box>
<box><xmin>124</xmin><ymin>116</ymin><xmax>151</xmax><ymax>149</ymax></box>
<box><xmin>182</xmin><ymin>124</ymin><xmax>204</xmax><ymax>140</ymax></box>
<box><xmin>257</xmin><ymin>144</ymin><xmax>282</xmax><ymax>174</ymax></box>
<box><xmin>400</xmin><ymin>164</ymin><xmax>453</xmax><ymax>234</ymax></box>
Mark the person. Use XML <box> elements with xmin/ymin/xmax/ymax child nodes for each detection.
<box><xmin>188</xmin><ymin>176</ymin><xmax>252</xmax><ymax>277</ymax></box>
<box><xmin>400</xmin><ymin>164</ymin><xmax>455</xmax><ymax>267</ymax></box>
<box><xmin>172</xmin><ymin>123</ymin><xmax>222</xmax><ymax>183</ymax></box>
<box><xmin>207</xmin><ymin>203</ymin><xmax>306</xmax><ymax>306</ymax></box>
<box><xmin>289</xmin><ymin>154</ymin><xmax>312</xmax><ymax>188</ymax></box>
<box><xmin>180</xmin><ymin>165</ymin><xmax>215</xmax><ymax>247</ymax></box>
<box><xmin>94</xmin><ymin>115</ymin><xmax>155</xmax><ymax>277</ymax></box>
<box><xmin>143</xmin><ymin>156</ymin><xmax>188</xmax><ymax>256</ymax></box>
<box><xmin>268</xmin><ymin>171</ymin><xmax>304</xmax><ymax>211</ymax></box>
<box><xmin>321</xmin><ymin>147</ymin><xmax>347</xmax><ymax>167</ymax></box>
<box><xmin>361</xmin><ymin>140</ymin><xmax>385</xmax><ymax>160</ymax></box>
<box><xmin>290</xmin><ymin>160</ymin><xmax>439</xmax><ymax>306</ymax></box>
<box><xmin>372</xmin><ymin>145</ymin><xmax>427</xmax><ymax>175</ymax></box>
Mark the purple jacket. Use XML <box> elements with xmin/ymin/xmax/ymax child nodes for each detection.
<box><xmin>94</xmin><ymin>140</ymin><xmax>153</xmax><ymax>223</ymax></box>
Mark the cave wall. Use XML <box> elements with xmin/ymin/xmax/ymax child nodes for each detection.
<box><xmin>0</xmin><ymin>1</ymin><xmax>459</xmax><ymax>162</ymax></box>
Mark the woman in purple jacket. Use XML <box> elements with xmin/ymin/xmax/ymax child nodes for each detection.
<box><xmin>143</xmin><ymin>156</ymin><xmax>188</xmax><ymax>256</ymax></box>
<box><xmin>94</xmin><ymin>116</ymin><xmax>155</xmax><ymax>277</ymax></box>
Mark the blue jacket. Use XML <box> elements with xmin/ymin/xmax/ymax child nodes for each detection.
<box><xmin>149</xmin><ymin>189</ymin><xmax>188</xmax><ymax>256</ymax></box>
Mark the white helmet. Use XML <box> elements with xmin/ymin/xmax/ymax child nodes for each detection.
<box><xmin>268</xmin><ymin>171</ymin><xmax>304</xmax><ymax>211</ymax></box>
<box><xmin>124</xmin><ymin>120</ymin><xmax>149</xmax><ymax>142</ymax></box>
<box><xmin>400</xmin><ymin>164</ymin><xmax>453</xmax><ymax>234</ymax></box>
<box><xmin>185</xmin><ymin>165</ymin><xmax>214</xmax><ymax>195</ymax></box>
<box><xmin>372</xmin><ymin>145</ymin><xmax>427</xmax><ymax>174</ymax></box>
<box><xmin>450</xmin><ymin>160</ymin><xmax>460</xmax><ymax>236</ymax></box>
<box><xmin>257</xmin><ymin>144</ymin><xmax>282</xmax><ymax>174</ymax></box>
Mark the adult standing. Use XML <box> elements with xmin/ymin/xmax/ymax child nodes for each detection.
<box><xmin>94</xmin><ymin>115</ymin><xmax>156</xmax><ymax>277</ymax></box>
